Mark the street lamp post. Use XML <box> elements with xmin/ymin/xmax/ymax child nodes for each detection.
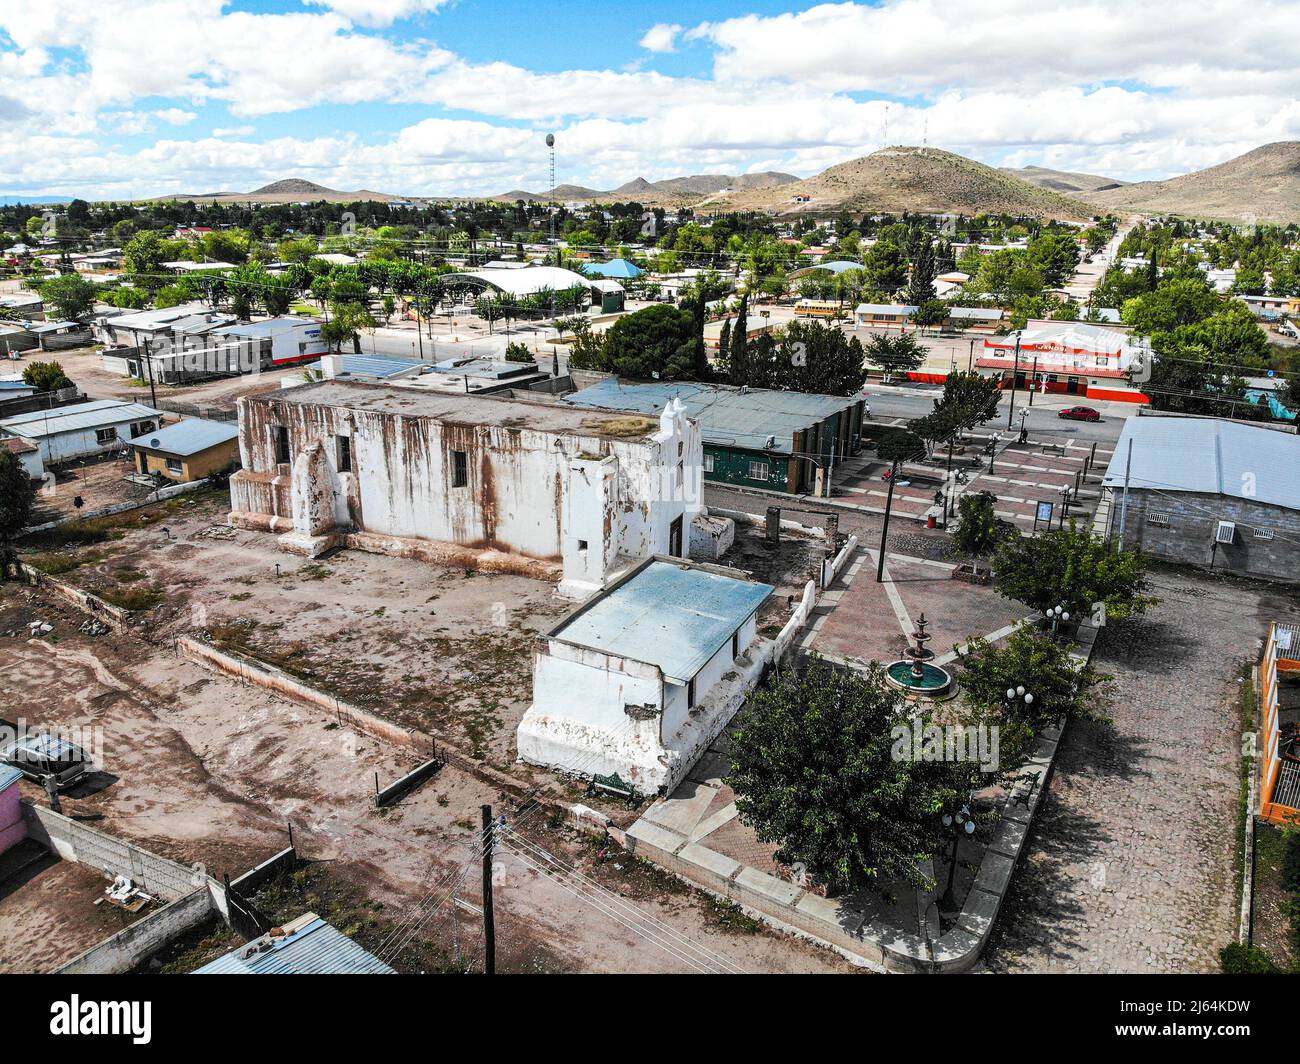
<box><xmin>1046</xmin><ymin>604</ymin><xmax>1070</xmax><ymax>638</ymax></box>
<box><xmin>939</xmin><ymin>804</ymin><xmax>976</xmax><ymax>911</ymax></box>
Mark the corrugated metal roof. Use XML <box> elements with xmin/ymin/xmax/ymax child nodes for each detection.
<box><xmin>213</xmin><ymin>316</ymin><xmax>320</xmax><ymax>339</ymax></box>
<box><xmin>322</xmin><ymin>353</ymin><xmax>423</xmax><ymax>379</ymax></box>
<box><xmin>194</xmin><ymin>913</ymin><xmax>395</xmax><ymax>975</ymax></box>
<box><xmin>551</xmin><ymin>559</ymin><xmax>773</xmax><ymax>683</ymax></box>
<box><xmin>129</xmin><ymin>417</ymin><xmax>238</xmax><ymax>456</ymax></box>
<box><xmin>0</xmin><ymin>399</ymin><xmax>161</xmax><ymax>438</ymax></box>
<box><xmin>563</xmin><ymin>378</ymin><xmax>856</xmax><ymax>454</ymax></box>
<box><xmin>0</xmin><ymin>765</ymin><xmax>22</xmax><ymax>791</ymax></box>
<box><xmin>855</xmin><ymin>303</ymin><xmax>917</xmax><ymax>315</ymax></box>
<box><xmin>1103</xmin><ymin>416</ymin><xmax>1300</xmax><ymax>510</ymax></box>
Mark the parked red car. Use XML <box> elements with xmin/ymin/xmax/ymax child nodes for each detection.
<box><xmin>1057</xmin><ymin>406</ymin><xmax>1101</xmax><ymax>422</ymax></box>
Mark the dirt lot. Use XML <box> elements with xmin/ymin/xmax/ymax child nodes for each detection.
<box><xmin>0</xmin><ymin>582</ymin><xmax>853</xmax><ymax>974</ymax></box>
<box><xmin>717</xmin><ymin>522</ymin><xmax>824</xmax><ymax>632</ymax></box>
<box><xmin>19</xmin><ymin>490</ymin><xmax>569</xmax><ymax>768</ymax></box>
<box><xmin>27</xmin><ymin>451</ymin><xmax>163</xmax><ymax>525</ymax></box>
<box><xmin>45</xmin><ymin>345</ymin><xmax>315</xmax><ymax>413</ymax></box>
<box><xmin>0</xmin><ymin>846</ymin><xmax>152</xmax><ymax>973</ymax></box>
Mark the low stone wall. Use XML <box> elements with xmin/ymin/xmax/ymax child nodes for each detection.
<box><xmin>22</xmin><ymin>802</ymin><xmax>201</xmax><ymax>902</ymax></box>
<box><xmin>18</xmin><ymin>563</ymin><xmax>134</xmax><ymax>628</ymax></box>
<box><xmin>773</xmin><ymin>580</ymin><xmax>817</xmax><ymax>662</ymax></box>
<box><xmin>21</xmin><ymin>477</ymin><xmax>212</xmax><ymax>536</ymax></box>
<box><xmin>58</xmin><ymin>888</ymin><xmax>214</xmax><ymax>975</ymax></box>
<box><xmin>375</xmin><ymin>757</ymin><xmax>443</xmax><ymax>807</ymax></box>
<box><xmin>175</xmin><ymin>634</ymin><xmax>434</xmax><ymax>755</ymax></box>
<box><xmin>820</xmin><ymin>534</ymin><xmax>859</xmax><ymax>589</ymax></box>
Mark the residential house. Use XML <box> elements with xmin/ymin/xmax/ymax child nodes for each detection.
<box><xmin>128</xmin><ymin>418</ymin><xmax>239</xmax><ymax>483</ymax></box>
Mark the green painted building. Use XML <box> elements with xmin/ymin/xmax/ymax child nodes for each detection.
<box><xmin>562</xmin><ymin>378</ymin><xmax>865</xmax><ymax>495</ymax></box>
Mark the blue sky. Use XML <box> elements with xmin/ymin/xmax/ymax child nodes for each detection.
<box><xmin>0</xmin><ymin>0</ymin><xmax>1296</xmax><ymax>199</ymax></box>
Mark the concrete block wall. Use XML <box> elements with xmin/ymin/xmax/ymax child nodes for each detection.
<box><xmin>22</xmin><ymin>803</ymin><xmax>200</xmax><ymax>901</ymax></box>
<box><xmin>57</xmin><ymin>889</ymin><xmax>214</xmax><ymax>975</ymax></box>
<box><xmin>1116</xmin><ymin>490</ymin><xmax>1300</xmax><ymax>579</ymax></box>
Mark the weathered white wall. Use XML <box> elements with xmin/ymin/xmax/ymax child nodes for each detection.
<box><xmin>230</xmin><ymin>392</ymin><xmax>703</xmax><ymax>593</ymax></box>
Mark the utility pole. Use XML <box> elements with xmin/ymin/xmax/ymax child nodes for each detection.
<box><xmin>481</xmin><ymin>804</ymin><xmax>496</xmax><ymax>975</ymax></box>
<box><xmin>1028</xmin><ymin>355</ymin><xmax>1039</xmax><ymax>406</ymax></box>
<box><xmin>1116</xmin><ymin>436</ymin><xmax>1133</xmax><ymax>549</ymax></box>
<box><xmin>142</xmin><ymin>336</ymin><xmax>158</xmax><ymax>409</ymax></box>
<box><xmin>1006</xmin><ymin>334</ymin><xmax>1021</xmax><ymax>430</ymax></box>
<box><xmin>876</xmin><ymin>462</ymin><xmax>898</xmax><ymax>583</ymax></box>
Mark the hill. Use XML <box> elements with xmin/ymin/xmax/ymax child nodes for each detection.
<box><xmin>492</xmin><ymin>171</ymin><xmax>798</xmax><ymax>205</ymax></box>
<box><xmin>717</xmin><ymin>146</ymin><xmax>1097</xmax><ymax>220</ymax></box>
<box><xmin>999</xmin><ymin>165</ymin><xmax>1128</xmax><ymax>195</ymax></box>
<box><xmin>150</xmin><ymin>177</ymin><xmax>411</xmax><ymax>204</ymax></box>
<box><xmin>1086</xmin><ymin>142</ymin><xmax>1300</xmax><ymax>223</ymax></box>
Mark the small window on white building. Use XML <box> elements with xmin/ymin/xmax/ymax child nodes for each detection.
<box><xmin>748</xmin><ymin>460</ymin><xmax>770</xmax><ymax>481</ymax></box>
<box><xmin>1252</xmin><ymin>527</ymin><xmax>1274</xmax><ymax>541</ymax></box>
<box><xmin>1147</xmin><ymin>511</ymin><xmax>1171</xmax><ymax>527</ymax></box>
<box><xmin>95</xmin><ymin>427</ymin><xmax>117</xmax><ymax>445</ymax></box>
<box><xmin>450</xmin><ymin>449</ymin><xmax>468</xmax><ymax>488</ymax></box>
<box><xmin>166</xmin><ymin>457</ymin><xmax>183</xmax><ymax>474</ymax></box>
<box><xmin>336</xmin><ymin>435</ymin><xmax>352</xmax><ymax>473</ymax></box>
<box><xmin>703</xmin><ymin>453</ymin><xmax>715</xmax><ymax>473</ymax></box>
<box><xmin>577</xmin><ymin>539</ymin><xmax>588</xmax><ymax>552</ymax></box>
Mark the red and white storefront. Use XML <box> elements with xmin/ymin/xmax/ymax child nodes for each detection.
<box><xmin>975</xmin><ymin>322</ymin><xmax>1151</xmax><ymax>404</ymax></box>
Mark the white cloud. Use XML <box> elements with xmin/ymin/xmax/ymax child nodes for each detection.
<box><xmin>304</xmin><ymin>0</ymin><xmax>450</xmax><ymax>27</ymax></box>
<box><xmin>639</xmin><ymin>23</ymin><xmax>682</xmax><ymax>53</ymax></box>
<box><xmin>0</xmin><ymin>0</ymin><xmax>1296</xmax><ymax>196</ymax></box>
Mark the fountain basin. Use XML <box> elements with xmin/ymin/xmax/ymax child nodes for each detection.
<box><xmin>884</xmin><ymin>659</ymin><xmax>954</xmax><ymax>696</ymax></box>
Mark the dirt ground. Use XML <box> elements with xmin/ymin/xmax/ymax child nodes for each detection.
<box><xmin>45</xmin><ymin>345</ymin><xmax>315</xmax><ymax>413</ymax></box>
<box><xmin>0</xmin><ymin>847</ymin><xmax>151</xmax><ymax>973</ymax></box>
<box><xmin>717</xmin><ymin>523</ymin><xmax>823</xmax><ymax>631</ymax></box>
<box><xmin>0</xmin><ymin>582</ymin><xmax>854</xmax><ymax>974</ymax></box>
<box><xmin>27</xmin><ymin>451</ymin><xmax>163</xmax><ymax>525</ymax></box>
<box><xmin>19</xmin><ymin>491</ymin><xmax>569</xmax><ymax>768</ymax></box>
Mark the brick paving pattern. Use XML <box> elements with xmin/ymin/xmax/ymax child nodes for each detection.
<box><xmin>985</xmin><ymin>569</ymin><xmax>1276</xmax><ymax>972</ymax></box>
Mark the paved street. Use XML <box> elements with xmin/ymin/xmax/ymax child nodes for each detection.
<box><xmin>984</xmin><ymin>568</ymin><xmax>1291</xmax><ymax>973</ymax></box>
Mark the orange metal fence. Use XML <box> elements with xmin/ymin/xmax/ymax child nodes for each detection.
<box><xmin>1260</xmin><ymin>623</ymin><xmax>1299</xmax><ymax>825</ymax></box>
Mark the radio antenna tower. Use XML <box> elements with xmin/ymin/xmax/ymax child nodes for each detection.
<box><xmin>546</xmin><ymin>132</ymin><xmax>556</xmax><ymax>242</ymax></box>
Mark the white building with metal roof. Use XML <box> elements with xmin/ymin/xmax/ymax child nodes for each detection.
<box><xmin>517</xmin><ymin>556</ymin><xmax>775</xmax><ymax>793</ymax></box>
<box><xmin>0</xmin><ymin>399</ymin><xmax>161</xmax><ymax>464</ymax></box>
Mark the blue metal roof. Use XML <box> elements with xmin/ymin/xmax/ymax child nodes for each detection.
<box><xmin>194</xmin><ymin>914</ymin><xmax>395</xmax><ymax>975</ymax></box>
<box><xmin>563</xmin><ymin>378</ymin><xmax>857</xmax><ymax>454</ymax></box>
<box><xmin>584</xmin><ymin>258</ymin><xmax>644</xmax><ymax>279</ymax></box>
<box><xmin>128</xmin><ymin>417</ymin><xmax>238</xmax><ymax>456</ymax></box>
<box><xmin>0</xmin><ymin>765</ymin><xmax>22</xmax><ymax>791</ymax></box>
<box><xmin>317</xmin><ymin>354</ymin><xmax>422</xmax><ymax>379</ymax></box>
<box><xmin>552</xmin><ymin>559</ymin><xmax>773</xmax><ymax>683</ymax></box>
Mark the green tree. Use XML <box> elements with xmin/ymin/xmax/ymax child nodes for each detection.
<box><xmin>38</xmin><ymin>274</ymin><xmax>97</xmax><ymax>321</ymax></box>
<box><xmin>727</xmin><ymin>655</ymin><xmax>963</xmax><ymax>894</ymax></box>
<box><xmin>951</xmin><ymin>490</ymin><xmax>1008</xmax><ymax>573</ymax></box>
<box><xmin>875</xmin><ymin>429</ymin><xmax>926</xmax><ymax>465</ymax></box>
<box><xmin>862</xmin><ymin>240</ymin><xmax>908</xmax><ymax>294</ymax></box>
<box><xmin>905</xmin><ymin>236</ymin><xmax>936</xmax><ymax>306</ymax></box>
<box><xmin>994</xmin><ymin>523</ymin><xmax>1156</xmax><ymax>621</ymax></box>
<box><xmin>22</xmin><ymin>360</ymin><xmax>72</xmax><ymax>392</ymax></box>
<box><xmin>864</xmin><ymin>333</ymin><xmax>926</xmax><ymax>380</ymax></box>
<box><xmin>322</xmin><ymin>302</ymin><xmax>377</xmax><ymax>353</ymax></box>
<box><xmin>602</xmin><ymin>304</ymin><xmax>697</xmax><ymax>380</ymax></box>
<box><xmin>955</xmin><ymin>624</ymin><xmax>1109</xmax><ymax>730</ymax></box>
<box><xmin>0</xmin><ymin>449</ymin><xmax>33</xmax><ymax>579</ymax></box>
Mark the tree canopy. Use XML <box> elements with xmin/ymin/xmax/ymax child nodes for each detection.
<box><xmin>727</xmin><ymin>655</ymin><xmax>965</xmax><ymax>894</ymax></box>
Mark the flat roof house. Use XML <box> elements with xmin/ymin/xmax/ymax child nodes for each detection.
<box><xmin>563</xmin><ymin>378</ymin><xmax>865</xmax><ymax>496</ymax></box>
<box><xmin>1101</xmin><ymin>416</ymin><xmax>1300</xmax><ymax>579</ymax></box>
<box><xmin>129</xmin><ymin>417</ymin><xmax>239</xmax><ymax>483</ymax></box>
<box><xmin>517</xmin><ymin>556</ymin><xmax>774</xmax><ymax>793</ymax></box>
<box><xmin>0</xmin><ymin>399</ymin><xmax>161</xmax><ymax>465</ymax></box>
<box><xmin>228</xmin><ymin>381</ymin><xmax>704</xmax><ymax>598</ymax></box>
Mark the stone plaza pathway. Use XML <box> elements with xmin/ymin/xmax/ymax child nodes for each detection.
<box><xmin>984</xmin><ymin>568</ymin><xmax>1280</xmax><ymax>973</ymax></box>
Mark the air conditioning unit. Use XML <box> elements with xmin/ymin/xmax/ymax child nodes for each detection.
<box><xmin>1214</xmin><ymin>520</ymin><xmax>1236</xmax><ymax>545</ymax></box>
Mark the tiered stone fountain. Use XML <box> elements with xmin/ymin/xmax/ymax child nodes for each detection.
<box><xmin>884</xmin><ymin>612</ymin><xmax>954</xmax><ymax>697</ymax></box>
